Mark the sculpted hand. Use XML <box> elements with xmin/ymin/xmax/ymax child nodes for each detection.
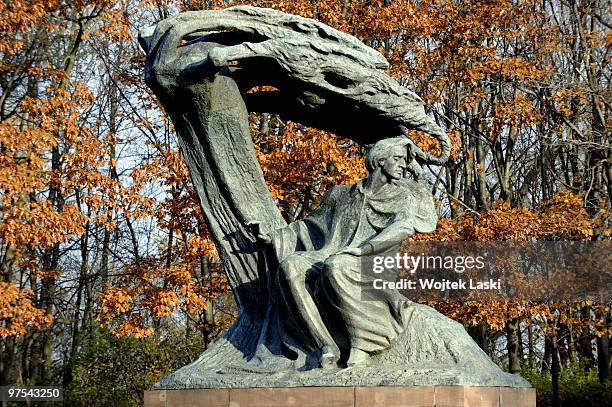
<box><xmin>256</xmin><ymin>231</ymin><xmax>272</xmax><ymax>245</ymax></box>
<box><xmin>337</xmin><ymin>247</ymin><xmax>362</xmax><ymax>256</ymax></box>
<box><xmin>248</xmin><ymin>221</ymin><xmax>272</xmax><ymax>245</ymax></box>
<box><xmin>207</xmin><ymin>47</ymin><xmax>227</xmax><ymax>67</ymax></box>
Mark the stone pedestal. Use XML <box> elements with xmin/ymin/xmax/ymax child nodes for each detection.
<box><xmin>144</xmin><ymin>386</ymin><xmax>535</xmax><ymax>407</ymax></box>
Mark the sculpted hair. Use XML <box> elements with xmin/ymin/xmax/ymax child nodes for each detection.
<box><xmin>365</xmin><ymin>137</ymin><xmax>411</xmax><ymax>172</ymax></box>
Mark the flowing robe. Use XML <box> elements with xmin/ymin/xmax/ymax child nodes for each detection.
<box><xmin>270</xmin><ymin>177</ymin><xmax>437</xmax><ymax>353</ymax></box>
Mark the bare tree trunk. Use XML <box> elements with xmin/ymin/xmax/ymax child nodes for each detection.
<box><xmin>543</xmin><ymin>336</ymin><xmax>551</xmax><ymax>372</ymax></box>
<box><xmin>101</xmin><ymin>76</ymin><xmax>119</xmax><ymax>286</ymax></box>
<box><xmin>506</xmin><ymin>319</ymin><xmax>521</xmax><ymax>374</ymax></box>
<box><xmin>527</xmin><ymin>324</ymin><xmax>534</xmax><ymax>369</ymax></box>
<box><xmin>468</xmin><ymin>324</ymin><xmax>491</xmax><ymax>356</ymax></box>
<box><xmin>551</xmin><ymin>334</ymin><xmax>560</xmax><ymax>407</ymax></box>
<box><xmin>475</xmin><ymin>130</ymin><xmax>489</xmax><ymax>210</ymax></box>
<box><xmin>596</xmin><ymin>312</ymin><xmax>611</xmax><ymax>383</ymax></box>
<box><xmin>62</xmin><ymin>214</ymin><xmax>89</xmax><ymax>387</ymax></box>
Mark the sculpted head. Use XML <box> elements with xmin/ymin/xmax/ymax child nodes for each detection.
<box><xmin>365</xmin><ymin>138</ymin><xmax>412</xmax><ymax>181</ymax></box>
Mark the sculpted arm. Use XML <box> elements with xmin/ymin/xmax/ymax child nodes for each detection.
<box><xmin>360</xmin><ymin>217</ymin><xmax>416</xmax><ymax>255</ymax></box>
<box><xmin>254</xmin><ymin>187</ymin><xmax>337</xmax><ymax>254</ymax></box>
<box><xmin>341</xmin><ymin>181</ymin><xmax>438</xmax><ymax>257</ymax></box>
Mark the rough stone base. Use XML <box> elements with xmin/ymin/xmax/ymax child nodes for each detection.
<box><xmin>144</xmin><ymin>386</ymin><xmax>535</xmax><ymax>407</ymax></box>
<box><xmin>156</xmin><ymin>305</ymin><xmax>529</xmax><ymax>389</ymax></box>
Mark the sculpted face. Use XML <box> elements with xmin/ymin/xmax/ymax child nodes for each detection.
<box><xmin>379</xmin><ymin>145</ymin><xmax>408</xmax><ymax>181</ymax></box>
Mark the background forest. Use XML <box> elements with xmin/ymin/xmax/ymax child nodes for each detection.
<box><xmin>0</xmin><ymin>1</ymin><xmax>609</xmax><ymax>406</ymax></box>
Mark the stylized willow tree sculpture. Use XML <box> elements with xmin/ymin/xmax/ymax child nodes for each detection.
<box><xmin>140</xmin><ymin>6</ymin><xmax>526</xmax><ymax>388</ymax></box>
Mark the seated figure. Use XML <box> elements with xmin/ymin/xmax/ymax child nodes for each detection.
<box><xmin>257</xmin><ymin>137</ymin><xmax>437</xmax><ymax>368</ymax></box>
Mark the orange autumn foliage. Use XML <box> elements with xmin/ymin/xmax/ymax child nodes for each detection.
<box><xmin>0</xmin><ymin>82</ymin><xmax>117</xmax><ymax>335</ymax></box>
<box><xmin>410</xmin><ymin>191</ymin><xmax>608</xmax><ymax>333</ymax></box>
<box><xmin>98</xmin><ymin>145</ymin><xmax>228</xmax><ymax>336</ymax></box>
<box><xmin>0</xmin><ymin>282</ymin><xmax>52</xmax><ymax>336</ymax></box>
<box><xmin>253</xmin><ymin>118</ymin><xmax>366</xmax><ymax>215</ymax></box>
<box><xmin>0</xmin><ymin>0</ymin><xmax>158</xmax><ymax>337</ymax></box>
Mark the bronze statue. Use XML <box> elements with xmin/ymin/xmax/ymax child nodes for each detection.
<box><xmin>140</xmin><ymin>5</ymin><xmax>529</xmax><ymax>388</ymax></box>
<box><xmin>256</xmin><ymin>138</ymin><xmax>436</xmax><ymax>368</ymax></box>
